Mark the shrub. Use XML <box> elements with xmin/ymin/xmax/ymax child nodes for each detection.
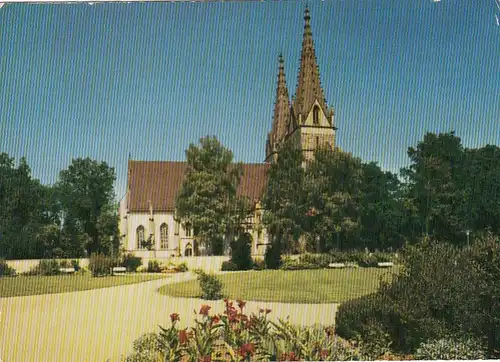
<box><xmin>299</xmin><ymin>253</ymin><xmax>332</xmax><ymax>268</ymax></box>
<box><xmin>122</xmin><ymin>253</ymin><xmax>142</xmax><ymax>272</ymax></box>
<box><xmin>36</xmin><ymin>259</ymin><xmax>61</xmax><ymax>276</ymax></box>
<box><xmin>279</xmin><ymin>256</ymin><xmax>320</xmax><ymax>270</ymax></box>
<box><xmin>221</xmin><ymin>260</ymin><xmax>238</xmax><ymax>271</ymax></box>
<box><xmin>196</xmin><ymin>271</ymin><xmax>223</xmax><ymax>300</ymax></box>
<box><xmin>230</xmin><ymin>232</ymin><xmax>253</xmax><ymax>270</ymax></box>
<box><xmin>415</xmin><ymin>336</ymin><xmax>487</xmax><ymax>360</ymax></box>
<box><xmin>147</xmin><ymin>260</ymin><xmax>161</xmax><ymax>273</ymax></box>
<box><xmin>0</xmin><ymin>259</ymin><xmax>16</xmax><ymax>277</ymax></box>
<box><xmin>125</xmin><ymin>333</ymin><xmax>164</xmax><ymax>362</ymax></box>
<box><xmin>89</xmin><ymin>253</ymin><xmax>118</xmax><ymax>277</ymax></box>
<box><xmin>253</xmin><ymin>258</ymin><xmax>266</xmax><ymax>270</ymax></box>
<box><xmin>175</xmin><ymin>262</ymin><xmax>188</xmax><ymax>272</ymax></box>
<box><xmin>264</xmin><ymin>242</ymin><xmax>282</xmax><ymax>269</ymax></box>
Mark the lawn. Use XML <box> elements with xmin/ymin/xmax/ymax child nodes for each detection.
<box><xmin>0</xmin><ymin>273</ymin><xmax>169</xmax><ymax>297</ymax></box>
<box><xmin>158</xmin><ymin>267</ymin><xmax>400</xmax><ymax>304</ymax></box>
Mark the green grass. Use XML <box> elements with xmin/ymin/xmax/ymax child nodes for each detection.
<box><xmin>0</xmin><ymin>273</ymin><xmax>169</xmax><ymax>298</ymax></box>
<box><xmin>158</xmin><ymin>267</ymin><xmax>400</xmax><ymax>304</ymax></box>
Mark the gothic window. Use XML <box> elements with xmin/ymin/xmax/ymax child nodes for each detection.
<box><xmin>313</xmin><ymin>105</ymin><xmax>320</xmax><ymax>125</ymax></box>
<box><xmin>136</xmin><ymin>225</ymin><xmax>145</xmax><ymax>249</ymax></box>
<box><xmin>185</xmin><ymin>243</ymin><xmax>193</xmax><ymax>257</ymax></box>
<box><xmin>160</xmin><ymin>223</ymin><xmax>168</xmax><ymax>250</ymax></box>
<box><xmin>185</xmin><ymin>223</ymin><xmax>192</xmax><ymax>237</ymax></box>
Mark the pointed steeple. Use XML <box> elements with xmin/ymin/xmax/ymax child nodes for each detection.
<box><xmin>271</xmin><ymin>54</ymin><xmax>291</xmax><ymax>145</ymax></box>
<box><xmin>293</xmin><ymin>7</ymin><xmax>329</xmax><ymax>121</ymax></box>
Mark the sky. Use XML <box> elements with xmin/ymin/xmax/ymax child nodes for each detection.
<box><xmin>1</xmin><ymin>0</ymin><xmax>499</xmax><ymax>201</ymax></box>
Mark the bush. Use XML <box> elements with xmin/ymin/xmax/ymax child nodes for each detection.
<box><xmin>264</xmin><ymin>242</ymin><xmax>282</xmax><ymax>269</ymax></box>
<box><xmin>252</xmin><ymin>258</ymin><xmax>266</xmax><ymax>270</ymax></box>
<box><xmin>125</xmin><ymin>333</ymin><xmax>163</xmax><ymax>362</ymax></box>
<box><xmin>175</xmin><ymin>262</ymin><xmax>188</xmax><ymax>272</ymax></box>
<box><xmin>415</xmin><ymin>336</ymin><xmax>487</xmax><ymax>360</ymax></box>
<box><xmin>89</xmin><ymin>253</ymin><xmax>118</xmax><ymax>277</ymax></box>
<box><xmin>221</xmin><ymin>260</ymin><xmax>238</xmax><ymax>271</ymax></box>
<box><xmin>299</xmin><ymin>253</ymin><xmax>332</xmax><ymax>268</ymax></box>
<box><xmin>147</xmin><ymin>260</ymin><xmax>161</xmax><ymax>273</ymax></box>
<box><xmin>280</xmin><ymin>256</ymin><xmax>320</xmax><ymax>270</ymax></box>
<box><xmin>0</xmin><ymin>259</ymin><xmax>16</xmax><ymax>277</ymax></box>
<box><xmin>230</xmin><ymin>232</ymin><xmax>253</xmax><ymax>270</ymax></box>
<box><xmin>36</xmin><ymin>259</ymin><xmax>61</xmax><ymax>276</ymax></box>
<box><xmin>196</xmin><ymin>271</ymin><xmax>223</xmax><ymax>300</ymax></box>
<box><xmin>122</xmin><ymin>253</ymin><xmax>142</xmax><ymax>272</ymax></box>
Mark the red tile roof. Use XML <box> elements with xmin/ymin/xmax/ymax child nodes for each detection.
<box><xmin>127</xmin><ymin>161</ymin><xmax>270</xmax><ymax>212</ymax></box>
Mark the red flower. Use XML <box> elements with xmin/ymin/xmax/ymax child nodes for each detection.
<box><xmin>265</xmin><ymin>308</ymin><xmax>272</xmax><ymax>315</ymax></box>
<box><xmin>211</xmin><ymin>315</ymin><xmax>221</xmax><ymax>324</ymax></box>
<box><xmin>170</xmin><ymin>313</ymin><xmax>180</xmax><ymax>323</ymax></box>
<box><xmin>236</xmin><ymin>299</ymin><xmax>246</xmax><ymax>310</ymax></box>
<box><xmin>202</xmin><ymin>356</ymin><xmax>211</xmax><ymax>362</ymax></box>
<box><xmin>238</xmin><ymin>343</ymin><xmax>255</xmax><ymax>357</ymax></box>
<box><xmin>320</xmin><ymin>349</ymin><xmax>329</xmax><ymax>358</ymax></box>
<box><xmin>178</xmin><ymin>329</ymin><xmax>188</xmax><ymax>345</ymax></box>
<box><xmin>259</xmin><ymin>308</ymin><xmax>264</xmax><ymax>314</ymax></box>
<box><xmin>199</xmin><ymin>305</ymin><xmax>211</xmax><ymax>316</ymax></box>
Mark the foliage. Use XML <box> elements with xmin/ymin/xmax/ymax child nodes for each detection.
<box><xmin>221</xmin><ymin>261</ymin><xmax>239</xmax><ymax>271</ymax></box>
<box><xmin>279</xmin><ymin>256</ymin><xmax>320</xmax><ymax>271</ymax></box>
<box><xmin>122</xmin><ymin>253</ymin><xmax>142</xmax><ymax>272</ymax></box>
<box><xmin>196</xmin><ymin>270</ymin><xmax>224</xmax><ymax>300</ymax></box>
<box><xmin>414</xmin><ymin>336</ymin><xmax>487</xmax><ymax>360</ymax></box>
<box><xmin>304</xmin><ymin>147</ymin><xmax>363</xmax><ymax>252</ymax></box>
<box><xmin>57</xmin><ymin>157</ymin><xmax>117</xmax><ymax>256</ymax></box>
<box><xmin>147</xmin><ymin>260</ymin><xmax>162</xmax><ymax>273</ymax></box>
<box><xmin>129</xmin><ymin>300</ymin><xmax>363</xmax><ymax>362</ymax></box>
<box><xmin>88</xmin><ymin>253</ymin><xmax>118</xmax><ymax>277</ymax></box>
<box><xmin>337</xmin><ymin>235</ymin><xmax>500</xmax><ymax>356</ymax></box>
<box><xmin>175</xmin><ymin>262</ymin><xmax>188</xmax><ymax>272</ymax></box>
<box><xmin>230</xmin><ymin>232</ymin><xmax>253</xmax><ymax>270</ymax></box>
<box><xmin>252</xmin><ymin>258</ymin><xmax>265</xmax><ymax>271</ymax></box>
<box><xmin>262</xmin><ymin>140</ymin><xmax>306</xmax><ymax>257</ymax></box>
<box><xmin>37</xmin><ymin>259</ymin><xmax>61</xmax><ymax>276</ymax></box>
<box><xmin>0</xmin><ymin>259</ymin><xmax>16</xmax><ymax>277</ymax></box>
<box><xmin>175</xmin><ymin>136</ymin><xmax>251</xmax><ymax>256</ymax></box>
<box><xmin>125</xmin><ymin>333</ymin><xmax>164</xmax><ymax>362</ymax></box>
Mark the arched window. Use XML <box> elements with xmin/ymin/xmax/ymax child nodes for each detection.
<box><xmin>313</xmin><ymin>105</ymin><xmax>320</xmax><ymax>125</ymax></box>
<box><xmin>184</xmin><ymin>243</ymin><xmax>193</xmax><ymax>257</ymax></box>
<box><xmin>160</xmin><ymin>223</ymin><xmax>168</xmax><ymax>250</ymax></box>
<box><xmin>136</xmin><ymin>225</ymin><xmax>145</xmax><ymax>249</ymax></box>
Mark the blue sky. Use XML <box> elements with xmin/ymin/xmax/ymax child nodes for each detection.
<box><xmin>1</xmin><ymin>1</ymin><xmax>499</xmax><ymax>200</ymax></box>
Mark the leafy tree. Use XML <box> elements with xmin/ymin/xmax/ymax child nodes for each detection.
<box><xmin>262</xmin><ymin>140</ymin><xmax>306</xmax><ymax>264</ymax></box>
<box><xmin>56</xmin><ymin>158</ymin><xmax>117</xmax><ymax>256</ymax></box>
<box><xmin>175</xmin><ymin>136</ymin><xmax>250</xmax><ymax>256</ymax></box>
<box><xmin>230</xmin><ymin>232</ymin><xmax>253</xmax><ymax>270</ymax></box>
<box><xmin>304</xmin><ymin>147</ymin><xmax>362</xmax><ymax>252</ymax></box>
<box><xmin>401</xmin><ymin>132</ymin><xmax>465</xmax><ymax>242</ymax></box>
<box><xmin>0</xmin><ymin>153</ymin><xmax>48</xmax><ymax>258</ymax></box>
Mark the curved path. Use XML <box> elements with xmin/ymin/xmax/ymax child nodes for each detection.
<box><xmin>0</xmin><ymin>272</ymin><xmax>338</xmax><ymax>362</ymax></box>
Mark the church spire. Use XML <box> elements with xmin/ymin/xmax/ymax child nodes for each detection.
<box><xmin>293</xmin><ymin>6</ymin><xmax>329</xmax><ymax>121</ymax></box>
<box><xmin>271</xmin><ymin>54</ymin><xmax>291</xmax><ymax>144</ymax></box>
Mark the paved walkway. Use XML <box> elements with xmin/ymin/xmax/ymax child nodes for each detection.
<box><xmin>0</xmin><ymin>272</ymin><xmax>338</xmax><ymax>362</ymax></box>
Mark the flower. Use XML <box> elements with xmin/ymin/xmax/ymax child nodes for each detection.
<box><xmin>238</xmin><ymin>343</ymin><xmax>255</xmax><ymax>357</ymax></box>
<box><xmin>236</xmin><ymin>299</ymin><xmax>246</xmax><ymax>310</ymax></box>
<box><xmin>178</xmin><ymin>329</ymin><xmax>188</xmax><ymax>345</ymax></box>
<box><xmin>259</xmin><ymin>308</ymin><xmax>264</xmax><ymax>314</ymax></box>
<box><xmin>199</xmin><ymin>305</ymin><xmax>211</xmax><ymax>316</ymax></box>
<box><xmin>211</xmin><ymin>315</ymin><xmax>221</xmax><ymax>324</ymax></box>
<box><xmin>265</xmin><ymin>308</ymin><xmax>272</xmax><ymax>315</ymax></box>
<box><xmin>320</xmin><ymin>349</ymin><xmax>329</xmax><ymax>358</ymax></box>
<box><xmin>170</xmin><ymin>313</ymin><xmax>180</xmax><ymax>323</ymax></box>
<box><xmin>202</xmin><ymin>356</ymin><xmax>211</xmax><ymax>362</ymax></box>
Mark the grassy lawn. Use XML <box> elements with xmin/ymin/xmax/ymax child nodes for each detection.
<box><xmin>0</xmin><ymin>274</ymin><xmax>169</xmax><ymax>298</ymax></box>
<box><xmin>158</xmin><ymin>267</ymin><xmax>400</xmax><ymax>304</ymax></box>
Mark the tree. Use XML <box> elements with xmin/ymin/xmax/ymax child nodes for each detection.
<box><xmin>0</xmin><ymin>153</ymin><xmax>48</xmax><ymax>258</ymax></box>
<box><xmin>56</xmin><ymin>158</ymin><xmax>117</xmax><ymax>256</ymax></box>
<box><xmin>230</xmin><ymin>232</ymin><xmax>253</xmax><ymax>270</ymax></box>
<box><xmin>262</xmin><ymin>140</ymin><xmax>306</xmax><ymax>265</ymax></box>
<box><xmin>304</xmin><ymin>147</ymin><xmax>363</xmax><ymax>252</ymax></box>
<box><xmin>401</xmin><ymin>132</ymin><xmax>465</xmax><ymax>242</ymax></box>
<box><xmin>175</xmin><ymin>136</ymin><xmax>250</xmax><ymax>256</ymax></box>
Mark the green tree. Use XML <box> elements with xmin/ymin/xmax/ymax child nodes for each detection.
<box><xmin>175</xmin><ymin>136</ymin><xmax>250</xmax><ymax>256</ymax></box>
<box><xmin>56</xmin><ymin>158</ymin><xmax>117</xmax><ymax>256</ymax></box>
<box><xmin>401</xmin><ymin>132</ymin><xmax>465</xmax><ymax>242</ymax></box>
<box><xmin>304</xmin><ymin>147</ymin><xmax>363</xmax><ymax>252</ymax></box>
<box><xmin>262</xmin><ymin>140</ymin><xmax>306</xmax><ymax>264</ymax></box>
<box><xmin>0</xmin><ymin>153</ymin><xmax>48</xmax><ymax>258</ymax></box>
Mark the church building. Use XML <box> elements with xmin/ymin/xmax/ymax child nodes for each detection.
<box><xmin>118</xmin><ymin>8</ymin><xmax>337</xmax><ymax>258</ymax></box>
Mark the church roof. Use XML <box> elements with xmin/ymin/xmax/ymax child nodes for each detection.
<box><xmin>127</xmin><ymin>160</ymin><xmax>270</xmax><ymax>212</ymax></box>
<box><xmin>292</xmin><ymin>7</ymin><xmax>330</xmax><ymax>119</ymax></box>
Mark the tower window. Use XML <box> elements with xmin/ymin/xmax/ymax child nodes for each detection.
<box><xmin>313</xmin><ymin>105</ymin><xmax>320</xmax><ymax>125</ymax></box>
<box><xmin>136</xmin><ymin>225</ymin><xmax>145</xmax><ymax>249</ymax></box>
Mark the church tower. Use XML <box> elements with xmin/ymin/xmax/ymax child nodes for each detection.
<box><xmin>265</xmin><ymin>7</ymin><xmax>337</xmax><ymax>163</ymax></box>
